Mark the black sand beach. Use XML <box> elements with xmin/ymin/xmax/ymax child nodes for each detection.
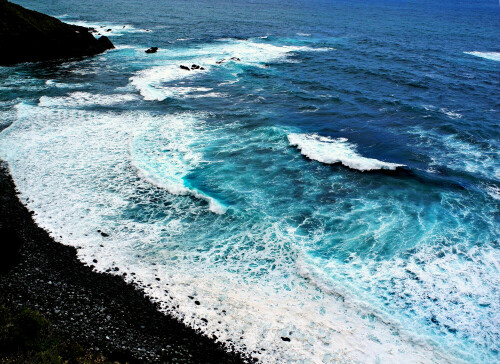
<box><xmin>0</xmin><ymin>160</ymin><xmax>251</xmax><ymax>363</ymax></box>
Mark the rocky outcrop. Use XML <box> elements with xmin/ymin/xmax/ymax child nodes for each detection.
<box><xmin>191</xmin><ymin>64</ymin><xmax>205</xmax><ymax>70</ymax></box>
<box><xmin>145</xmin><ymin>46</ymin><xmax>158</xmax><ymax>54</ymax></box>
<box><xmin>0</xmin><ymin>0</ymin><xmax>114</xmax><ymax>66</ymax></box>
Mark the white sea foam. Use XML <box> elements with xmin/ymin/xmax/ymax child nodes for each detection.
<box><xmin>441</xmin><ymin>109</ymin><xmax>462</xmax><ymax>119</ymax></box>
<box><xmin>422</xmin><ymin>105</ymin><xmax>463</xmax><ymax>119</ymax></box>
<box><xmin>0</xmin><ymin>102</ymin><xmax>457</xmax><ymax>363</ymax></box>
<box><xmin>301</xmin><ymin>241</ymin><xmax>500</xmax><ymax>362</ymax></box>
<box><xmin>288</xmin><ymin>133</ymin><xmax>404</xmax><ymax>171</ymax></box>
<box><xmin>189</xmin><ymin>92</ymin><xmax>228</xmax><ymax>98</ymax></box>
<box><xmin>66</xmin><ymin>20</ymin><xmax>151</xmax><ymax>37</ymax></box>
<box><xmin>464</xmin><ymin>51</ymin><xmax>500</xmax><ymax>62</ymax></box>
<box><xmin>0</xmin><ymin>101</ymin><xmax>19</xmax><ymax>129</ymax></box>
<box><xmin>485</xmin><ymin>185</ymin><xmax>500</xmax><ymax>200</ymax></box>
<box><xmin>112</xmin><ymin>44</ymin><xmax>139</xmax><ymax>50</ymax></box>
<box><xmin>39</xmin><ymin>92</ymin><xmax>139</xmax><ymax>108</ymax></box>
<box><xmin>130</xmin><ymin>39</ymin><xmax>331</xmax><ymax>101</ymax></box>
<box><xmin>130</xmin><ymin>67</ymin><xmax>208</xmax><ymax>101</ymax></box>
<box><xmin>410</xmin><ymin>127</ymin><xmax>500</xmax><ymax>183</ymax></box>
<box><xmin>131</xmin><ymin>113</ymin><xmax>227</xmax><ymax>214</ymax></box>
<box><xmin>45</xmin><ymin>80</ymin><xmax>88</xmax><ymax>89</ymax></box>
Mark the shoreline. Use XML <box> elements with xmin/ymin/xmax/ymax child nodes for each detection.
<box><xmin>0</xmin><ymin>159</ymin><xmax>252</xmax><ymax>363</ymax></box>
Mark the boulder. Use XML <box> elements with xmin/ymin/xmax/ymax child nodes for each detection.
<box><xmin>145</xmin><ymin>47</ymin><xmax>158</xmax><ymax>54</ymax></box>
<box><xmin>179</xmin><ymin>65</ymin><xmax>190</xmax><ymax>71</ymax></box>
<box><xmin>97</xmin><ymin>36</ymin><xmax>114</xmax><ymax>50</ymax></box>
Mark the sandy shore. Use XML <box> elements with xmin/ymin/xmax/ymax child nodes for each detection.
<box><xmin>0</xmin><ymin>160</ymin><xmax>252</xmax><ymax>363</ymax></box>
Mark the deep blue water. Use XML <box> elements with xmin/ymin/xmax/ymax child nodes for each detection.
<box><xmin>1</xmin><ymin>0</ymin><xmax>499</xmax><ymax>362</ymax></box>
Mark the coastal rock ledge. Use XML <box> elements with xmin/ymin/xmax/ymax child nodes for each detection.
<box><xmin>0</xmin><ymin>0</ymin><xmax>114</xmax><ymax>66</ymax></box>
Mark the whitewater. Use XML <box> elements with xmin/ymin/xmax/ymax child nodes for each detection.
<box><xmin>0</xmin><ymin>0</ymin><xmax>499</xmax><ymax>363</ymax></box>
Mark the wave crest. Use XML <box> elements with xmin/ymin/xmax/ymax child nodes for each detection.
<box><xmin>129</xmin><ymin>38</ymin><xmax>331</xmax><ymax>101</ymax></box>
<box><xmin>288</xmin><ymin>133</ymin><xmax>404</xmax><ymax>171</ymax></box>
<box><xmin>464</xmin><ymin>52</ymin><xmax>500</xmax><ymax>62</ymax></box>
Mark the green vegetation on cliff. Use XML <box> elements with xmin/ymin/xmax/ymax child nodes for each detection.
<box><xmin>0</xmin><ymin>305</ymin><xmax>122</xmax><ymax>364</ymax></box>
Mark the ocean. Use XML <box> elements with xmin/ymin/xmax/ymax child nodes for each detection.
<box><xmin>0</xmin><ymin>0</ymin><xmax>499</xmax><ymax>362</ymax></box>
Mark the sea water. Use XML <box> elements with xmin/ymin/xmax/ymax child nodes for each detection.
<box><xmin>0</xmin><ymin>0</ymin><xmax>499</xmax><ymax>362</ymax></box>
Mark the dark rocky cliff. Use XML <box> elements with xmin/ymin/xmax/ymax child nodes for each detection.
<box><xmin>0</xmin><ymin>0</ymin><xmax>114</xmax><ymax>66</ymax></box>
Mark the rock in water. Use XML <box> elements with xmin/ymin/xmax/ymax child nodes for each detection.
<box><xmin>0</xmin><ymin>0</ymin><xmax>115</xmax><ymax>66</ymax></box>
<box><xmin>180</xmin><ymin>65</ymin><xmax>190</xmax><ymax>71</ymax></box>
<box><xmin>145</xmin><ymin>47</ymin><xmax>158</xmax><ymax>54</ymax></box>
<box><xmin>97</xmin><ymin>36</ymin><xmax>114</xmax><ymax>51</ymax></box>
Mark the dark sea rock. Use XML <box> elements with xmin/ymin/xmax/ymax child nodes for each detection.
<box><xmin>97</xmin><ymin>36</ymin><xmax>114</xmax><ymax>50</ymax></box>
<box><xmin>0</xmin><ymin>0</ymin><xmax>114</xmax><ymax>66</ymax></box>
<box><xmin>180</xmin><ymin>65</ymin><xmax>190</xmax><ymax>71</ymax></box>
<box><xmin>0</xmin><ymin>160</ymin><xmax>252</xmax><ymax>363</ymax></box>
<box><xmin>145</xmin><ymin>46</ymin><xmax>158</xmax><ymax>54</ymax></box>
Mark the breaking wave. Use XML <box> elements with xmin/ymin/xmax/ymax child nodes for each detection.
<box><xmin>131</xmin><ymin>113</ymin><xmax>227</xmax><ymax>214</ymax></box>
<box><xmin>464</xmin><ymin>51</ymin><xmax>500</xmax><ymax>62</ymax></box>
<box><xmin>64</xmin><ymin>19</ymin><xmax>151</xmax><ymax>37</ymax></box>
<box><xmin>129</xmin><ymin>38</ymin><xmax>331</xmax><ymax>101</ymax></box>
<box><xmin>288</xmin><ymin>133</ymin><xmax>404</xmax><ymax>171</ymax></box>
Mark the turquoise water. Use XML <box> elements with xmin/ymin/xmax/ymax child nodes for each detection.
<box><xmin>0</xmin><ymin>0</ymin><xmax>499</xmax><ymax>362</ymax></box>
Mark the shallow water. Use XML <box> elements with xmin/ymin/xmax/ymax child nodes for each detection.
<box><xmin>1</xmin><ymin>0</ymin><xmax>499</xmax><ymax>362</ymax></box>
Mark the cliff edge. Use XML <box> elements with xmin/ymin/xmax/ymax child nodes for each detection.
<box><xmin>0</xmin><ymin>0</ymin><xmax>114</xmax><ymax>66</ymax></box>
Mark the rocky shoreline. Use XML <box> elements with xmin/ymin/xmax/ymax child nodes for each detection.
<box><xmin>0</xmin><ymin>160</ymin><xmax>252</xmax><ymax>363</ymax></box>
<box><xmin>0</xmin><ymin>0</ymin><xmax>114</xmax><ymax>65</ymax></box>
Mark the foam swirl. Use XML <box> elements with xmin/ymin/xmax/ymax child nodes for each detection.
<box><xmin>131</xmin><ymin>114</ymin><xmax>227</xmax><ymax>214</ymax></box>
